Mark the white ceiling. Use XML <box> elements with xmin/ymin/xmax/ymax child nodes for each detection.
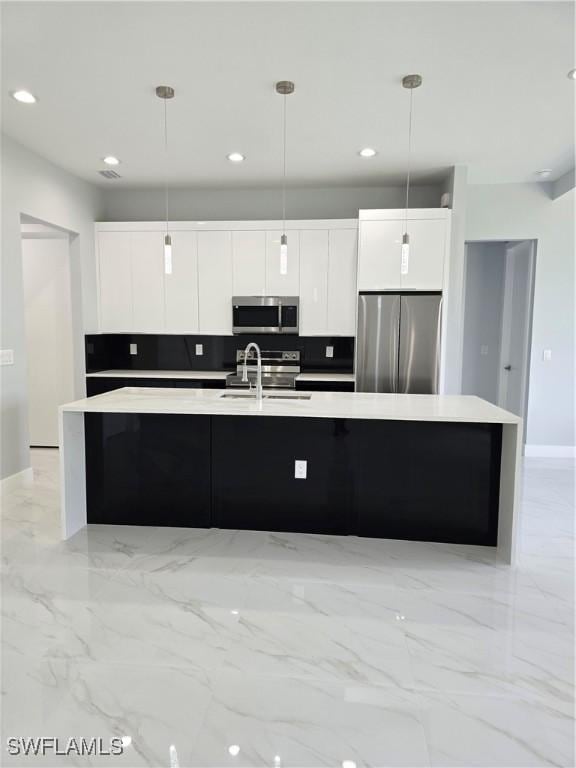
<box><xmin>2</xmin><ymin>1</ymin><xmax>574</xmax><ymax>188</ymax></box>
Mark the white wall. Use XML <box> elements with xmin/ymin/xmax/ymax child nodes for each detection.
<box><xmin>22</xmin><ymin>236</ymin><xmax>75</xmax><ymax>446</ymax></box>
<box><xmin>466</xmin><ymin>183</ymin><xmax>575</xmax><ymax>450</ymax></box>
<box><xmin>100</xmin><ymin>184</ymin><xmax>443</xmax><ymax>221</ymax></box>
<box><xmin>462</xmin><ymin>242</ymin><xmax>506</xmax><ymax>405</ymax></box>
<box><xmin>1</xmin><ymin>135</ymin><xmax>102</xmax><ymax>479</ymax></box>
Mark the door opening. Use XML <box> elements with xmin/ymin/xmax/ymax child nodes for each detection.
<box><xmin>21</xmin><ymin>216</ymin><xmax>75</xmax><ymax>447</ymax></box>
<box><xmin>461</xmin><ymin>239</ymin><xmax>536</xmax><ymax>434</ymax></box>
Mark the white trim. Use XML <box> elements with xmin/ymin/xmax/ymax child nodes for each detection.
<box><xmin>95</xmin><ymin>219</ymin><xmax>359</xmax><ymax>233</ymax></box>
<box><xmin>1</xmin><ymin>467</ymin><xmax>34</xmax><ymax>493</ymax></box>
<box><xmin>524</xmin><ymin>444</ymin><xmax>576</xmax><ymax>459</ymax></box>
<box><xmin>358</xmin><ymin>208</ymin><xmax>450</xmax><ymax>222</ymax></box>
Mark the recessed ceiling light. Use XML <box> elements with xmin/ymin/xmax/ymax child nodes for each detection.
<box><xmin>359</xmin><ymin>148</ymin><xmax>377</xmax><ymax>158</ymax></box>
<box><xmin>535</xmin><ymin>169</ymin><xmax>552</xmax><ymax>178</ymax></box>
<box><xmin>103</xmin><ymin>156</ymin><xmax>121</xmax><ymax>166</ymax></box>
<box><xmin>567</xmin><ymin>69</ymin><xmax>576</xmax><ymax>80</ymax></box>
<box><xmin>12</xmin><ymin>90</ymin><xmax>36</xmax><ymax>104</ymax></box>
<box><xmin>227</xmin><ymin>152</ymin><xmax>245</xmax><ymax>163</ymax></box>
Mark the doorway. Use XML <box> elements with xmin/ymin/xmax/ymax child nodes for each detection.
<box><xmin>21</xmin><ymin>216</ymin><xmax>75</xmax><ymax>447</ymax></box>
<box><xmin>461</xmin><ymin>239</ymin><xmax>536</xmax><ymax>430</ymax></box>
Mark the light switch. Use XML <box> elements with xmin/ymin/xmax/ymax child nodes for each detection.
<box><xmin>543</xmin><ymin>349</ymin><xmax>552</xmax><ymax>361</ymax></box>
<box><xmin>0</xmin><ymin>349</ymin><xmax>14</xmax><ymax>365</ymax></box>
<box><xmin>195</xmin><ymin>344</ymin><xmax>203</xmax><ymax>356</ymax></box>
<box><xmin>480</xmin><ymin>345</ymin><xmax>489</xmax><ymax>356</ymax></box>
<box><xmin>326</xmin><ymin>346</ymin><xmax>334</xmax><ymax>359</ymax></box>
<box><xmin>294</xmin><ymin>460</ymin><xmax>307</xmax><ymax>479</ymax></box>
<box><xmin>129</xmin><ymin>343</ymin><xmax>138</xmax><ymax>356</ymax></box>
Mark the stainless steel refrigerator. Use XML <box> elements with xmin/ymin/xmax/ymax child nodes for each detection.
<box><xmin>356</xmin><ymin>292</ymin><xmax>442</xmax><ymax>394</ymax></box>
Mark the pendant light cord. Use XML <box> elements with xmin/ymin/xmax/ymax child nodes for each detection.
<box><xmin>164</xmin><ymin>96</ymin><xmax>169</xmax><ymax>235</ymax></box>
<box><xmin>404</xmin><ymin>86</ymin><xmax>414</xmax><ymax>234</ymax></box>
<box><xmin>282</xmin><ymin>92</ymin><xmax>287</xmax><ymax>233</ymax></box>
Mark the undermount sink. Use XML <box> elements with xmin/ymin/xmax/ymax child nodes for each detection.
<box><xmin>219</xmin><ymin>392</ymin><xmax>311</xmax><ymax>401</ymax></box>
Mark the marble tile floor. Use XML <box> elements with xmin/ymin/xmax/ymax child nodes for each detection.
<box><xmin>1</xmin><ymin>448</ymin><xmax>574</xmax><ymax>767</ymax></box>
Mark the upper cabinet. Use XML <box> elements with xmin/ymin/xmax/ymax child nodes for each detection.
<box><xmin>98</xmin><ymin>231</ymin><xmax>133</xmax><ymax>332</ymax></box>
<box><xmin>232</xmin><ymin>231</ymin><xmax>266</xmax><ymax>296</ymax></box>
<box><xmin>299</xmin><ymin>228</ymin><xmax>357</xmax><ymax>336</ymax></box>
<box><xmin>327</xmin><ymin>228</ymin><xmax>357</xmax><ymax>335</ymax></box>
<box><xmin>265</xmin><ymin>230</ymin><xmax>300</xmax><ymax>295</ymax></box>
<box><xmin>299</xmin><ymin>230</ymin><xmax>329</xmax><ymax>335</ymax></box>
<box><xmin>357</xmin><ymin>210</ymin><xmax>451</xmax><ymax>292</ymax></box>
<box><xmin>198</xmin><ymin>231</ymin><xmax>233</xmax><ymax>334</ymax></box>
<box><xmin>131</xmin><ymin>232</ymin><xmax>165</xmax><ymax>332</ymax></box>
<box><xmin>165</xmin><ymin>231</ymin><xmax>199</xmax><ymax>333</ymax></box>
<box><xmin>95</xmin><ymin>220</ymin><xmax>359</xmax><ymax>336</ymax></box>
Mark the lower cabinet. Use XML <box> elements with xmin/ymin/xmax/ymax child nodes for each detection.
<box><xmin>85</xmin><ymin>413</ymin><xmax>211</xmax><ymax>528</ymax></box>
<box><xmin>212</xmin><ymin>416</ymin><xmax>352</xmax><ymax>534</ymax></box>
<box><xmin>348</xmin><ymin>420</ymin><xmax>501</xmax><ymax>545</ymax></box>
<box><xmin>86</xmin><ymin>377</ymin><xmax>224</xmax><ymax>396</ymax></box>
<box><xmin>84</xmin><ymin>413</ymin><xmax>502</xmax><ymax>546</ymax></box>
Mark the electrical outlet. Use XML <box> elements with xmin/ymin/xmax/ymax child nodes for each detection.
<box><xmin>543</xmin><ymin>349</ymin><xmax>552</xmax><ymax>361</ymax></box>
<box><xmin>0</xmin><ymin>349</ymin><xmax>14</xmax><ymax>365</ymax></box>
<box><xmin>129</xmin><ymin>343</ymin><xmax>138</xmax><ymax>356</ymax></box>
<box><xmin>195</xmin><ymin>344</ymin><xmax>203</xmax><ymax>356</ymax></box>
<box><xmin>326</xmin><ymin>346</ymin><xmax>334</xmax><ymax>359</ymax></box>
<box><xmin>294</xmin><ymin>460</ymin><xmax>307</xmax><ymax>479</ymax></box>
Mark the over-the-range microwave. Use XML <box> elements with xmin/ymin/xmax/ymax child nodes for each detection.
<box><xmin>232</xmin><ymin>296</ymin><xmax>299</xmax><ymax>335</ymax></box>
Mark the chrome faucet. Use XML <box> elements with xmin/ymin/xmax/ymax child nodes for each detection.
<box><xmin>241</xmin><ymin>342</ymin><xmax>263</xmax><ymax>404</ymax></box>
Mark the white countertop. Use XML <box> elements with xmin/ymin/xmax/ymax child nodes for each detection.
<box><xmin>85</xmin><ymin>369</ymin><xmax>229</xmax><ymax>380</ymax></box>
<box><xmin>85</xmin><ymin>370</ymin><xmax>355</xmax><ymax>382</ymax></box>
<box><xmin>63</xmin><ymin>387</ymin><xmax>520</xmax><ymax>424</ymax></box>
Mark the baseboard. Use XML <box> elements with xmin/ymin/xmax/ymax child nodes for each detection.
<box><xmin>524</xmin><ymin>444</ymin><xmax>576</xmax><ymax>459</ymax></box>
<box><xmin>0</xmin><ymin>467</ymin><xmax>34</xmax><ymax>493</ymax></box>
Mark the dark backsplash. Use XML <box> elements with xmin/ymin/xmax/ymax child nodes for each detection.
<box><xmin>85</xmin><ymin>334</ymin><xmax>355</xmax><ymax>374</ymax></box>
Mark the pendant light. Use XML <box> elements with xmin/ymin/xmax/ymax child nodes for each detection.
<box><xmin>401</xmin><ymin>74</ymin><xmax>422</xmax><ymax>276</ymax></box>
<box><xmin>156</xmin><ymin>85</ymin><xmax>175</xmax><ymax>274</ymax></box>
<box><xmin>275</xmin><ymin>80</ymin><xmax>295</xmax><ymax>275</ymax></box>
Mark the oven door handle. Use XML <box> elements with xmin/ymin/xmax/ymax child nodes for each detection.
<box><xmin>278</xmin><ymin>300</ymin><xmax>282</xmax><ymax>333</ymax></box>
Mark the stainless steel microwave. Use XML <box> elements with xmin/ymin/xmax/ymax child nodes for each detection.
<box><xmin>232</xmin><ymin>296</ymin><xmax>299</xmax><ymax>335</ymax></box>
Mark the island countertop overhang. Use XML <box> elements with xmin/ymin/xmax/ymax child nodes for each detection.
<box><xmin>61</xmin><ymin>387</ymin><xmax>521</xmax><ymax>425</ymax></box>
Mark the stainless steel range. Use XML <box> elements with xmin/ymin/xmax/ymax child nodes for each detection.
<box><xmin>226</xmin><ymin>349</ymin><xmax>300</xmax><ymax>390</ymax></box>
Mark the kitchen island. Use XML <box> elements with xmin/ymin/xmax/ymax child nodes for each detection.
<box><xmin>59</xmin><ymin>388</ymin><xmax>522</xmax><ymax>563</ymax></box>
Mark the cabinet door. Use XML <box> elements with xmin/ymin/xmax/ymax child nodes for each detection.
<box><xmin>327</xmin><ymin>229</ymin><xmax>357</xmax><ymax>335</ymax></box>
<box><xmin>357</xmin><ymin>220</ymin><xmax>403</xmax><ymax>291</ymax></box>
<box><xmin>299</xmin><ymin>230</ymin><xmax>328</xmax><ymax>335</ymax></box>
<box><xmin>86</xmin><ymin>413</ymin><xmax>211</xmax><ymax>528</ymax></box>
<box><xmin>165</xmin><ymin>231</ymin><xmax>199</xmax><ymax>332</ymax></box>
<box><xmin>212</xmin><ymin>416</ymin><xmax>351</xmax><ymax>534</ymax></box>
<box><xmin>131</xmin><ymin>232</ymin><xmax>165</xmax><ymax>331</ymax></box>
<box><xmin>401</xmin><ymin>218</ymin><xmax>446</xmax><ymax>290</ymax></box>
<box><xmin>98</xmin><ymin>231</ymin><xmax>133</xmax><ymax>332</ymax></box>
<box><xmin>232</xmin><ymin>231</ymin><xmax>266</xmax><ymax>295</ymax></box>
<box><xmin>265</xmin><ymin>230</ymin><xmax>300</xmax><ymax>295</ymax></box>
<box><xmin>198</xmin><ymin>230</ymin><xmax>233</xmax><ymax>334</ymax></box>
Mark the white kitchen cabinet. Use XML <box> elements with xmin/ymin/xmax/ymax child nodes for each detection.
<box><xmin>357</xmin><ymin>220</ymin><xmax>404</xmax><ymax>291</ymax></box>
<box><xmin>357</xmin><ymin>211</ymin><xmax>450</xmax><ymax>292</ymax></box>
<box><xmin>232</xmin><ymin>231</ymin><xmax>266</xmax><ymax>296</ymax></box>
<box><xmin>265</xmin><ymin>230</ymin><xmax>300</xmax><ymax>295</ymax></box>
<box><xmin>299</xmin><ymin>230</ymin><xmax>329</xmax><ymax>335</ymax></box>
<box><xmin>165</xmin><ymin>231</ymin><xmax>199</xmax><ymax>332</ymax></box>
<box><xmin>131</xmin><ymin>232</ymin><xmax>165</xmax><ymax>332</ymax></box>
<box><xmin>327</xmin><ymin>228</ymin><xmax>357</xmax><ymax>335</ymax></box>
<box><xmin>400</xmin><ymin>218</ymin><xmax>446</xmax><ymax>290</ymax></box>
<box><xmin>98</xmin><ymin>231</ymin><xmax>133</xmax><ymax>332</ymax></box>
<box><xmin>197</xmin><ymin>230</ymin><xmax>233</xmax><ymax>334</ymax></box>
